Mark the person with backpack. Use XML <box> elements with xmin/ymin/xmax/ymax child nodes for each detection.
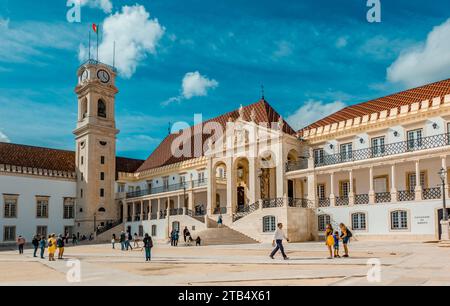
<box><xmin>120</xmin><ymin>231</ymin><xmax>126</xmax><ymax>251</ymax></box>
<box><xmin>143</xmin><ymin>233</ymin><xmax>153</xmax><ymax>261</ymax></box>
<box><xmin>339</xmin><ymin>223</ymin><xmax>352</xmax><ymax>258</ymax></box>
<box><xmin>16</xmin><ymin>235</ymin><xmax>26</xmax><ymax>255</ymax></box>
<box><xmin>32</xmin><ymin>235</ymin><xmax>40</xmax><ymax>257</ymax></box>
<box><xmin>57</xmin><ymin>234</ymin><xmax>65</xmax><ymax>259</ymax></box>
<box><xmin>39</xmin><ymin>236</ymin><xmax>46</xmax><ymax>259</ymax></box>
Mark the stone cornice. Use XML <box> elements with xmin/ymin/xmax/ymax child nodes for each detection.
<box><xmin>302</xmin><ymin>94</ymin><xmax>450</xmax><ymax>143</ymax></box>
<box><xmin>118</xmin><ymin>156</ymin><xmax>207</xmax><ymax>182</ymax></box>
<box><xmin>0</xmin><ymin>164</ymin><xmax>77</xmax><ymax>181</ymax></box>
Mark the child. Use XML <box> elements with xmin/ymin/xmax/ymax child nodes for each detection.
<box><xmin>333</xmin><ymin>231</ymin><xmax>340</xmax><ymax>258</ymax></box>
<box><xmin>195</xmin><ymin>236</ymin><xmax>201</xmax><ymax>246</ymax></box>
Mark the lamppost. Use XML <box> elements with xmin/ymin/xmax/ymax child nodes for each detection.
<box><xmin>438</xmin><ymin>167</ymin><xmax>449</xmax><ymax>241</ymax></box>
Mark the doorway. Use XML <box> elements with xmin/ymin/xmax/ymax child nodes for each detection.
<box><xmin>237</xmin><ymin>186</ymin><xmax>245</xmax><ymax>211</ymax></box>
<box><xmin>288</xmin><ymin>180</ymin><xmax>294</xmax><ymax>199</ymax></box>
<box><xmin>438</xmin><ymin>208</ymin><xmax>450</xmax><ymax>239</ymax></box>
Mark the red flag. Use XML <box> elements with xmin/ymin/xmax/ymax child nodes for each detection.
<box><xmin>92</xmin><ymin>23</ymin><xmax>98</xmax><ymax>33</ymax></box>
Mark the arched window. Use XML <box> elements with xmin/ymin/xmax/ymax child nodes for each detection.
<box><xmin>262</xmin><ymin>215</ymin><xmax>276</xmax><ymax>232</ymax></box>
<box><xmin>98</xmin><ymin>207</ymin><xmax>106</xmax><ymax>213</ymax></box>
<box><xmin>151</xmin><ymin>225</ymin><xmax>157</xmax><ymax>236</ymax></box>
<box><xmin>138</xmin><ymin>225</ymin><xmax>144</xmax><ymax>237</ymax></box>
<box><xmin>81</xmin><ymin>98</ymin><xmax>88</xmax><ymax>119</ymax></box>
<box><xmin>318</xmin><ymin>214</ymin><xmax>331</xmax><ymax>231</ymax></box>
<box><xmin>98</xmin><ymin>99</ymin><xmax>106</xmax><ymax>118</ymax></box>
<box><xmin>351</xmin><ymin>212</ymin><xmax>367</xmax><ymax>230</ymax></box>
<box><xmin>391</xmin><ymin>210</ymin><xmax>408</xmax><ymax>230</ymax></box>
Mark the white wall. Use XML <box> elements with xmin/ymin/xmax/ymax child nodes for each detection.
<box><xmin>0</xmin><ymin>174</ymin><xmax>76</xmax><ymax>244</ymax></box>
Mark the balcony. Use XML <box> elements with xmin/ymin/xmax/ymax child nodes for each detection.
<box><xmin>286</xmin><ymin>133</ymin><xmax>450</xmax><ymax>171</ymax></box>
<box><xmin>126</xmin><ymin>179</ymin><xmax>208</xmax><ymax>199</ymax></box>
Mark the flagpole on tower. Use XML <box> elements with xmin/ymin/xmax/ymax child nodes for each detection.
<box><xmin>88</xmin><ymin>30</ymin><xmax>91</xmax><ymax>60</ymax></box>
<box><xmin>96</xmin><ymin>23</ymin><xmax>99</xmax><ymax>62</ymax></box>
<box><xmin>113</xmin><ymin>41</ymin><xmax>116</xmax><ymax>69</ymax></box>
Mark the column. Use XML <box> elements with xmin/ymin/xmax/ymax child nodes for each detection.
<box><xmin>369</xmin><ymin>167</ymin><xmax>375</xmax><ymax>204</ymax></box>
<box><xmin>307</xmin><ymin>147</ymin><xmax>314</xmax><ymax>169</ymax></box>
<box><xmin>226</xmin><ymin>156</ymin><xmax>234</xmax><ymax>215</ymax></box>
<box><xmin>442</xmin><ymin>156</ymin><xmax>449</xmax><ymax>198</ymax></box>
<box><xmin>157</xmin><ymin>198</ymin><xmax>161</xmax><ymax>219</ymax></box>
<box><xmin>415</xmin><ymin>160</ymin><xmax>422</xmax><ymax>201</ymax></box>
<box><xmin>276</xmin><ymin>141</ymin><xmax>286</xmax><ymax>199</ymax></box>
<box><xmin>349</xmin><ymin>170</ymin><xmax>355</xmax><ymax>206</ymax></box>
<box><xmin>390</xmin><ymin>164</ymin><xmax>397</xmax><ymax>203</ymax></box>
<box><xmin>248</xmin><ymin>157</ymin><xmax>257</xmax><ymax>204</ymax></box>
<box><xmin>307</xmin><ymin>174</ymin><xmax>317</xmax><ymax>207</ymax></box>
<box><xmin>206</xmin><ymin>158</ymin><xmax>214</xmax><ymax>216</ymax></box>
<box><xmin>140</xmin><ymin>201</ymin><xmax>144</xmax><ymax>221</ymax></box>
<box><xmin>132</xmin><ymin>202</ymin><xmax>136</xmax><ymax>221</ymax></box>
<box><xmin>122</xmin><ymin>203</ymin><xmax>127</xmax><ymax>223</ymax></box>
<box><xmin>329</xmin><ymin>172</ymin><xmax>336</xmax><ymax>206</ymax></box>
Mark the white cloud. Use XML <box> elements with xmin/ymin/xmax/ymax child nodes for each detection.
<box><xmin>273</xmin><ymin>40</ymin><xmax>293</xmax><ymax>58</ymax></box>
<box><xmin>387</xmin><ymin>19</ymin><xmax>450</xmax><ymax>87</ymax></box>
<box><xmin>0</xmin><ymin>131</ymin><xmax>10</xmax><ymax>143</ymax></box>
<box><xmin>335</xmin><ymin>36</ymin><xmax>348</xmax><ymax>48</ymax></box>
<box><xmin>79</xmin><ymin>0</ymin><xmax>113</xmax><ymax>13</ymax></box>
<box><xmin>79</xmin><ymin>5</ymin><xmax>165</xmax><ymax>78</ymax></box>
<box><xmin>163</xmin><ymin>71</ymin><xmax>218</xmax><ymax>105</ymax></box>
<box><xmin>286</xmin><ymin>100</ymin><xmax>346</xmax><ymax>130</ymax></box>
<box><xmin>0</xmin><ymin>18</ymin><xmax>80</xmax><ymax>63</ymax></box>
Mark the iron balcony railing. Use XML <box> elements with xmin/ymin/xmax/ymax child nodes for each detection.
<box><xmin>169</xmin><ymin>208</ymin><xmax>184</xmax><ymax>216</ymax></box>
<box><xmin>126</xmin><ymin>179</ymin><xmax>208</xmax><ymax>199</ymax></box>
<box><xmin>96</xmin><ymin>219</ymin><xmax>122</xmax><ymax>235</ymax></box>
<box><xmin>213</xmin><ymin>207</ymin><xmax>227</xmax><ymax>214</ymax></box>
<box><xmin>375</xmin><ymin>192</ymin><xmax>391</xmax><ymax>203</ymax></box>
<box><xmin>335</xmin><ymin>196</ymin><xmax>349</xmax><ymax>206</ymax></box>
<box><xmin>80</xmin><ymin>59</ymin><xmax>118</xmax><ymax>73</ymax></box>
<box><xmin>318</xmin><ymin>198</ymin><xmax>330</xmax><ymax>207</ymax></box>
<box><xmin>354</xmin><ymin>194</ymin><xmax>369</xmax><ymax>205</ymax></box>
<box><xmin>423</xmin><ymin>187</ymin><xmax>441</xmax><ymax>200</ymax></box>
<box><xmin>286</xmin><ymin>133</ymin><xmax>450</xmax><ymax>171</ymax></box>
<box><xmin>287</xmin><ymin>198</ymin><xmax>315</xmax><ymax>208</ymax></box>
<box><xmin>397</xmin><ymin>190</ymin><xmax>415</xmax><ymax>202</ymax></box>
<box><xmin>262</xmin><ymin>198</ymin><xmax>285</xmax><ymax>209</ymax></box>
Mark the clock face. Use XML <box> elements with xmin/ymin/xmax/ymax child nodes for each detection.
<box><xmin>97</xmin><ymin>69</ymin><xmax>110</xmax><ymax>83</ymax></box>
<box><xmin>81</xmin><ymin>70</ymin><xmax>89</xmax><ymax>82</ymax></box>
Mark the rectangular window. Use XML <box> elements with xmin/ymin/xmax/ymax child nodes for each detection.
<box><xmin>80</xmin><ymin>189</ymin><xmax>83</xmax><ymax>198</ymax></box>
<box><xmin>339</xmin><ymin>181</ymin><xmax>350</xmax><ymax>198</ymax></box>
<box><xmin>317</xmin><ymin>184</ymin><xmax>326</xmax><ymax>199</ymax></box>
<box><xmin>262</xmin><ymin>216</ymin><xmax>276</xmax><ymax>232</ymax></box>
<box><xmin>63</xmin><ymin>198</ymin><xmax>75</xmax><ymax>219</ymax></box>
<box><xmin>313</xmin><ymin>149</ymin><xmax>324</xmax><ymax>165</ymax></box>
<box><xmin>118</xmin><ymin>184</ymin><xmax>125</xmax><ymax>193</ymax></box>
<box><xmin>318</xmin><ymin>215</ymin><xmax>331</xmax><ymax>232</ymax></box>
<box><xmin>81</xmin><ymin>156</ymin><xmax>84</xmax><ymax>165</ymax></box>
<box><xmin>101</xmin><ymin>156</ymin><xmax>105</xmax><ymax>164</ymax></box>
<box><xmin>100</xmin><ymin>188</ymin><xmax>105</xmax><ymax>197</ymax></box>
<box><xmin>352</xmin><ymin>213</ymin><xmax>366</xmax><ymax>230</ymax></box>
<box><xmin>198</xmin><ymin>172</ymin><xmax>205</xmax><ymax>183</ymax></box>
<box><xmin>371</xmin><ymin>136</ymin><xmax>385</xmax><ymax>156</ymax></box>
<box><xmin>36</xmin><ymin>226</ymin><xmax>47</xmax><ymax>239</ymax></box>
<box><xmin>373</xmin><ymin>176</ymin><xmax>388</xmax><ymax>193</ymax></box>
<box><xmin>407</xmin><ymin>129</ymin><xmax>423</xmax><ymax>150</ymax></box>
<box><xmin>3</xmin><ymin>226</ymin><xmax>16</xmax><ymax>242</ymax></box>
<box><xmin>163</xmin><ymin>176</ymin><xmax>169</xmax><ymax>190</ymax></box>
<box><xmin>100</xmin><ymin>172</ymin><xmax>105</xmax><ymax>180</ymax></box>
<box><xmin>36</xmin><ymin>198</ymin><xmax>49</xmax><ymax>218</ymax></box>
<box><xmin>340</xmin><ymin>143</ymin><xmax>353</xmax><ymax>161</ymax></box>
<box><xmin>407</xmin><ymin>172</ymin><xmax>426</xmax><ymax>192</ymax></box>
<box><xmin>64</xmin><ymin>226</ymin><xmax>74</xmax><ymax>236</ymax></box>
<box><xmin>4</xmin><ymin>197</ymin><xmax>17</xmax><ymax>218</ymax></box>
<box><xmin>391</xmin><ymin>210</ymin><xmax>408</xmax><ymax>230</ymax></box>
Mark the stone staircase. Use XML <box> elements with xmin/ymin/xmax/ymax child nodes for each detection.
<box><xmin>195</xmin><ymin>222</ymin><xmax>259</xmax><ymax>246</ymax></box>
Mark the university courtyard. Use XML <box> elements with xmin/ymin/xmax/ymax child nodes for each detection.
<box><xmin>1</xmin><ymin>240</ymin><xmax>450</xmax><ymax>286</ymax></box>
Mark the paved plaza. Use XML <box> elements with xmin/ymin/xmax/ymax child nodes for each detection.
<box><xmin>1</xmin><ymin>240</ymin><xmax>450</xmax><ymax>286</ymax></box>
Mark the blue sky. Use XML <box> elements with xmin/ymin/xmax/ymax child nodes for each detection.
<box><xmin>0</xmin><ymin>0</ymin><xmax>449</xmax><ymax>159</ymax></box>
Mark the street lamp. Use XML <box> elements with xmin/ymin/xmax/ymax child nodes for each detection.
<box><xmin>438</xmin><ymin>167</ymin><xmax>448</xmax><ymax>221</ymax></box>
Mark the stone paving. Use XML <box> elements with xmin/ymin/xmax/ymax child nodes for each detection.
<box><xmin>1</xmin><ymin>240</ymin><xmax>450</xmax><ymax>285</ymax></box>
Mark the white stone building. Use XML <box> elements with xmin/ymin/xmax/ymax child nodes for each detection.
<box><xmin>1</xmin><ymin>60</ymin><xmax>450</xmax><ymax>245</ymax></box>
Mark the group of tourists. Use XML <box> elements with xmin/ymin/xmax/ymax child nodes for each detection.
<box><xmin>16</xmin><ymin>233</ymin><xmax>66</xmax><ymax>261</ymax></box>
<box><xmin>325</xmin><ymin>223</ymin><xmax>351</xmax><ymax>259</ymax></box>
<box><xmin>269</xmin><ymin>222</ymin><xmax>351</xmax><ymax>260</ymax></box>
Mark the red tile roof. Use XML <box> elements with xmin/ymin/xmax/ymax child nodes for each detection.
<box><xmin>137</xmin><ymin>99</ymin><xmax>295</xmax><ymax>172</ymax></box>
<box><xmin>300</xmin><ymin>78</ymin><xmax>450</xmax><ymax>133</ymax></box>
<box><xmin>0</xmin><ymin>142</ymin><xmax>143</xmax><ymax>175</ymax></box>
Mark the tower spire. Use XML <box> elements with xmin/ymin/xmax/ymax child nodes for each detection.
<box><xmin>261</xmin><ymin>84</ymin><xmax>265</xmax><ymax>100</ymax></box>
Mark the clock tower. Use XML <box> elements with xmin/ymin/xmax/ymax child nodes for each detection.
<box><xmin>73</xmin><ymin>61</ymin><xmax>119</xmax><ymax>235</ymax></box>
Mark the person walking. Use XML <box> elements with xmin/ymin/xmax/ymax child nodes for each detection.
<box><xmin>325</xmin><ymin>224</ymin><xmax>334</xmax><ymax>259</ymax></box>
<box><xmin>183</xmin><ymin>226</ymin><xmax>189</xmax><ymax>243</ymax></box>
<box><xmin>174</xmin><ymin>230</ymin><xmax>179</xmax><ymax>246</ymax></box>
<box><xmin>170</xmin><ymin>229</ymin><xmax>175</xmax><ymax>246</ymax></box>
<box><xmin>39</xmin><ymin>236</ymin><xmax>46</xmax><ymax>259</ymax></box>
<box><xmin>269</xmin><ymin>223</ymin><xmax>289</xmax><ymax>260</ymax></box>
<box><xmin>57</xmin><ymin>234</ymin><xmax>65</xmax><ymax>260</ymax></box>
<box><xmin>111</xmin><ymin>234</ymin><xmax>116</xmax><ymax>249</ymax></box>
<box><xmin>72</xmin><ymin>234</ymin><xmax>77</xmax><ymax>246</ymax></box>
<box><xmin>120</xmin><ymin>231</ymin><xmax>126</xmax><ymax>251</ymax></box>
<box><xmin>16</xmin><ymin>235</ymin><xmax>26</xmax><ymax>255</ymax></box>
<box><xmin>126</xmin><ymin>231</ymin><xmax>133</xmax><ymax>251</ymax></box>
<box><xmin>217</xmin><ymin>214</ymin><xmax>223</xmax><ymax>228</ymax></box>
<box><xmin>47</xmin><ymin>234</ymin><xmax>57</xmax><ymax>261</ymax></box>
<box><xmin>32</xmin><ymin>235</ymin><xmax>40</xmax><ymax>257</ymax></box>
<box><xmin>339</xmin><ymin>223</ymin><xmax>352</xmax><ymax>258</ymax></box>
<box><xmin>143</xmin><ymin>233</ymin><xmax>153</xmax><ymax>262</ymax></box>
<box><xmin>133</xmin><ymin>233</ymin><xmax>139</xmax><ymax>248</ymax></box>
